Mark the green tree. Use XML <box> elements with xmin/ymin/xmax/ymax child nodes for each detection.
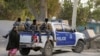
<box><xmin>92</xmin><ymin>8</ymin><xmax>100</xmax><ymax>20</ymax></box>
<box><xmin>27</xmin><ymin>0</ymin><xmax>60</xmax><ymax>20</ymax></box>
<box><xmin>0</xmin><ymin>0</ymin><xmax>33</xmax><ymax>20</ymax></box>
<box><xmin>4</xmin><ymin>0</ymin><xmax>27</xmax><ymax>20</ymax></box>
<box><xmin>94</xmin><ymin>0</ymin><xmax>100</xmax><ymax>7</ymax></box>
<box><xmin>91</xmin><ymin>0</ymin><xmax>100</xmax><ymax>20</ymax></box>
<box><xmin>0</xmin><ymin>0</ymin><xmax>60</xmax><ymax>20</ymax></box>
<box><xmin>58</xmin><ymin>0</ymin><xmax>90</xmax><ymax>26</ymax></box>
<box><xmin>58</xmin><ymin>0</ymin><xmax>73</xmax><ymax>25</ymax></box>
<box><xmin>77</xmin><ymin>7</ymin><xmax>89</xmax><ymax>25</ymax></box>
<box><xmin>0</xmin><ymin>0</ymin><xmax>8</xmax><ymax>20</ymax></box>
<box><xmin>87</xmin><ymin>0</ymin><xmax>93</xmax><ymax>19</ymax></box>
<box><xmin>47</xmin><ymin>0</ymin><xmax>60</xmax><ymax>18</ymax></box>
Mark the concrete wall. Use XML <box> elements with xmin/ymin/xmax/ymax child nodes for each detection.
<box><xmin>0</xmin><ymin>20</ymin><xmax>14</xmax><ymax>35</ymax></box>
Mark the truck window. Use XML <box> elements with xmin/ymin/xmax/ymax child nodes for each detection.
<box><xmin>54</xmin><ymin>24</ymin><xmax>63</xmax><ymax>32</ymax></box>
<box><xmin>63</xmin><ymin>24</ymin><xmax>71</xmax><ymax>32</ymax></box>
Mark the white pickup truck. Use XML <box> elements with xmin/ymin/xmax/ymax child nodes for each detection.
<box><xmin>19</xmin><ymin>21</ymin><xmax>86</xmax><ymax>56</ymax></box>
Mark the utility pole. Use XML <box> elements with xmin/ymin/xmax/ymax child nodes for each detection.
<box><xmin>72</xmin><ymin>0</ymin><xmax>78</xmax><ymax>30</ymax></box>
<box><xmin>45</xmin><ymin>0</ymin><xmax>47</xmax><ymax>18</ymax></box>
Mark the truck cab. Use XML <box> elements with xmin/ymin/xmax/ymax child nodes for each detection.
<box><xmin>19</xmin><ymin>21</ymin><xmax>86</xmax><ymax>56</ymax></box>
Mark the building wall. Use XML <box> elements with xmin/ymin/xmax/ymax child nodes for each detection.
<box><xmin>87</xmin><ymin>22</ymin><xmax>100</xmax><ymax>34</ymax></box>
<box><xmin>77</xmin><ymin>22</ymin><xmax>100</xmax><ymax>34</ymax></box>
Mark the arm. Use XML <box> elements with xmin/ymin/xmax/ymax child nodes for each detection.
<box><xmin>13</xmin><ymin>21</ymin><xmax>17</xmax><ymax>26</ymax></box>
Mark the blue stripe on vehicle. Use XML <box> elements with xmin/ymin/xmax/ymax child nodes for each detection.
<box><xmin>56</xmin><ymin>32</ymin><xmax>76</xmax><ymax>46</ymax></box>
<box><xmin>19</xmin><ymin>32</ymin><xmax>51</xmax><ymax>36</ymax></box>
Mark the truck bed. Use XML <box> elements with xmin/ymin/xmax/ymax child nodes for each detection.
<box><xmin>20</xmin><ymin>32</ymin><xmax>33</xmax><ymax>43</ymax></box>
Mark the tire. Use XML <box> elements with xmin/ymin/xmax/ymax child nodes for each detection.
<box><xmin>72</xmin><ymin>40</ymin><xmax>84</xmax><ymax>53</ymax></box>
<box><xmin>19</xmin><ymin>48</ymin><xmax>30</xmax><ymax>56</ymax></box>
<box><xmin>42</xmin><ymin>41</ymin><xmax>53</xmax><ymax>56</ymax></box>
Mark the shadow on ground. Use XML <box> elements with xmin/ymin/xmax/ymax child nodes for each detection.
<box><xmin>17</xmin><ymin>55</ymin><xmax>41</xmax><ymax>56</ymax></box>
<box><xmin>17</xmin><ymin>50</ymin><xmax>70</xmax><ymax>56</ymax></box>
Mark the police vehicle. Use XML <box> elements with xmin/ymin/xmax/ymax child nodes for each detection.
<box><xmin>19</xmin><ymin>20</ymin><xmax>86</xmax><ymax>56</ymax></box>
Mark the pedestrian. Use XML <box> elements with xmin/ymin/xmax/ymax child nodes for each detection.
<box><xmin>24</xmin><ymin>17</ymin><xmax>31</xmax><ymax>31</ymax></box>
<box><xmin>30</xmin><ymin>19</ymin><xmax>42</xmax><ymax>43</ymax></box>
<box><xmin>3</xmin><ymin>17</ymin><xmax>21</xmax><ymax>38</ymax></box>
<box><xmin>6</xmin><ymin>26</ymin><xmax>20</xmax><ymax>56</ymax></box>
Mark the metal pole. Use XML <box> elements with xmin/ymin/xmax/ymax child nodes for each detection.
<box><xmin>72</xmin><ymin>0</ymin><xmax>78</xmax><ymax>30</ymax></box>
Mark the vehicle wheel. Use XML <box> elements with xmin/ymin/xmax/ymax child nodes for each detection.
<box><xmin>19</xmin><ymin>48</ymin><xmax>30</xmax><ymax>56</ymax></box>
<box><xmin>42</xmin><ymin>41</ymin><xmax>53</xmax><ymax>56</ymax></box>
<box><xmin>72</xmin><ymin>40</ymin><xmax>84</xmax><ymax>53</ymax></box>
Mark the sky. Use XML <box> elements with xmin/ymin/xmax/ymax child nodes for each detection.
<box><xmin>59</xmin><ymin>0</ymin><xmax>88</xmax><ymax>7</ymax></box>
<box><xmin>81</xmin><ymin>0</ymin><xmax>88</xmax><ymax>3</ymax></box>
<box><xmin>59</xmin><ymin>0</ymin><xmax>88</xmax><ymax>3</ymax></box>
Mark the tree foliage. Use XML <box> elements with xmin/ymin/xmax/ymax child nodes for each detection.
<box><xmin>94</xmin><ymin>0</ymin><xmax>100</xmax><ymax>7</ymax></box>
<box><xmin>4</xmin><ymin>0</ymin><xmax>26</xmax><ymax>10</ymax></box>
<box><xmin>0</xmin><ymin>0</ymin><xmax>60</xmax><ymax>20</ymax></box>
<box><xmin>58</xmin><ymin>0</ymin><xmax>100</xmax><ymax>26</ymax></box>
<box><xmin>58</xmin><ymin>0</ymin><xmax>73</xmax><ymax>24</ymax></box>
<box><xmin>27</xmin><ymin>0</ymin><xmax>60</xmax><ymax>20</ymax></box>
<box><xmin>47</xmin><ymin>0</ymin><xmax>60</xmax><ymax>18</ymax></box>
<box><xmin>0</xmin><ymin>0</ymin><xmax>8</xmax><ymax>19</ymax></box>
<box><xmin>91</xmin><ymin>0</ymin><xmax>100</xmax><ymax>20</ymax></box>
<box><xmin>27</xmin><ymin>0</ymin><xmax>44</xmax><ymax>20</ymax></box>
<box><xmin>92</xmin><ymin>8</ymin><xmax>100</xmax><ymax>20</ymax></box>
<box><xmin>0</xmin><ymin>0</ymin><xmax>34</xmax><ymax>20</ymax></box>
<box><xmin>77</xmin><ymin>7</ymin><xmax>89</xmax><ymax>25</ymax></box>
<box><xmin>58</xmin><ymin>0</ymin><xmax>89</xmax><ymax>26</ymax></box>
<box><xmin>0</xmin><ymin>0</ymin><xmax>100</xmax><ymax>22</ymax></box>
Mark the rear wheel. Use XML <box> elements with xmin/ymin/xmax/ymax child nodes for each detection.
<box><xmin>42</xmin><ymin>41</ymin><xmax>53</xmax><ymax>56</ymax></box>
<box><xmin>19</xmin><ymin>48</ymin><xmax>30</xmax><ymax>56</ymax></box>
<box><xmin>72</xmin><ymin>40</ymin><xmax>84</xmax><ymax>53</ymax></box>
